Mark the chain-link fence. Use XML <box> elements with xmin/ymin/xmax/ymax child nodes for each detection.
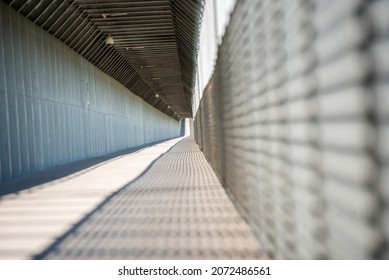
<box><xmin>194</xmin><ymin>0</ymin><xmax>389</xmax><ymax>259</ymax></box>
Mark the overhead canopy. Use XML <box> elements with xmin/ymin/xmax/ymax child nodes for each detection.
<box><xmin>5</xmin><ymin>0</ymin><xmax>204</xmax><ymax>119</ymax></box>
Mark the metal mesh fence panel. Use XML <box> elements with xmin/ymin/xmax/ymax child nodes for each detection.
<box><xmin>194</xmin><ymin>0</ymin><xmax>389</xmax><ymax>259</ymax></box>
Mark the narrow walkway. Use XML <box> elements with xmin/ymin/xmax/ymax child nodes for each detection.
<box><xmin>0</xmin><ymin>122</ymin><xmax>266</xmax><ymax>259</ymax></box>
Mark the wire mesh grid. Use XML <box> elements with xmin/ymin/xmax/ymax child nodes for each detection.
<box><xmin>194</xmin><ymin>0</ymin><xmax>389</xmax><ymax>259</ymax></box>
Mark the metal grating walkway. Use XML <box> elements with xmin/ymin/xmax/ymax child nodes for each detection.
<box><xmin>0</xmin><ymin>121</ymin><xmax>266</xmax><ymax>260</ymax></box>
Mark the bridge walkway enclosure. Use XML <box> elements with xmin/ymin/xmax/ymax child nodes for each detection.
<box><xmin>1</xmin><ymin>0</ymin><xmax>389</xmax><ymax>260</ymax></box>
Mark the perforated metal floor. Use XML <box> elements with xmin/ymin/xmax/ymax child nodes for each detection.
<box><xmin>39</xmin><ymin>133</ymin><xmax>267</xmax><ymax>259</ymax></box>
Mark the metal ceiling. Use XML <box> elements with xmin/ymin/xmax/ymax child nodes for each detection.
<box><xmin>4</xmin><ymin>0</ymin><xmax>204</xmax><ymax>119</ymax></box>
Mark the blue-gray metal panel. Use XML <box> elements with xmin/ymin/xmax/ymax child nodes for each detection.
<box><xmin>0</xmin><ymin>3</ymin><xmax>181</xmax><ymax>184</ymax></box>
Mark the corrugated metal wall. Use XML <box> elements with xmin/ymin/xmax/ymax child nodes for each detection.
<box><xmin>194</xmin><ymin>0</ymin><xmax>389</xmax><ymax>259</ymax></box>
<box><xmin>0</xmin><ymin>3</ymin><xmax>181</xmax><ymax>183</ymax></box>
